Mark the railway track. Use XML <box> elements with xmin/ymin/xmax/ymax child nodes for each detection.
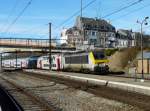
<box><xmin>0</xmin><ymin>74</ymin><xmax>58</xmax><ymax>111</ymax></box>
<box><xmin>23</xmin><ymin>71</ymin><xmax>150</xmax><ymax>111</ymax></box>
<box><xmin>0</xmin><ymin>71</ymin><xmax>150</xmax><ymax>111</ymax></box>
<box><xmin>0</xmin><ymin>86</ymin><xmax>23</xmax><ymax>111</ymax></box>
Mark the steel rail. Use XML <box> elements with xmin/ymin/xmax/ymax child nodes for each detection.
<box><xmin>0</xmin><ymin>76</ymin><xmax>56</xmax><ymax>111</ymax></box>
<box><xmin>0</xmin><ymin>86</ymin><xmax>23</xmax><ymax>111</ymax></box>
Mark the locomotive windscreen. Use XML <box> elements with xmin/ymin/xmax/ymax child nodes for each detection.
<box><xmin>93</xmin><ymin>51</ymin><xmax>105</xmax><ymax>59</ymax></box>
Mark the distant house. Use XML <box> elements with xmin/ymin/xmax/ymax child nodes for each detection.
<box><xmin>75</xmin><ymin>16</ymin><xmax>116</xmax><ymax>48</ymax></box>
<box><xmin>61</xmin><ymin>16</ymin><xmax>116</xmax><ymax>49</ymax></box>
<box><xmin>60</xmin><ymin>27</ymin><xmax>83</xmax><ymax>47</ymax></box>
<box><xmin>133</xmin><ymin>32</ymin><xmax>150</xmax><ymax>48</ymax></box>
<box><xmin>60</xmin><ymin>17</ymin><xmax>142</xmax><ymax>49</ymax></box>
<box><xmin>116</xmin><ymin>29</ymin><xmax>136</xmax><ymax>48</ymax></box>
<box><xmin>66</xmin><ymin>27</ymin><xmax>83</xmax><ymax>46</ymax></box>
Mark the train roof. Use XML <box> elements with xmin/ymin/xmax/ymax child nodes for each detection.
<box><xmin>63</xmin><ymin>50</ymin><xmax>104</xmax><ymax>55</ymax></box>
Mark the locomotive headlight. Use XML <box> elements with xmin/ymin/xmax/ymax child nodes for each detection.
<box><xmin>98</xmin><ymin>63</ymin><xmax>105</xmax><ymax>67</ymax></box>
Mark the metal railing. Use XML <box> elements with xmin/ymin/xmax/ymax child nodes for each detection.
<box><xmin>0</xmin><ymin>38</ymin><xmax>56</xmax><ymax>48</ymax></box>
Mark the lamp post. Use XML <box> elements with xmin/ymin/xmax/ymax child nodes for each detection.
<box><xmin>137</xmin><ymin>16</ymin><xmax>149</xmax><ymax>82</ymax></box>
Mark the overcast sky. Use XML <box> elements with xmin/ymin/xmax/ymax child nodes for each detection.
<box><xmin>0</xmin><ymin>0</ymin><xmax>150</xmax><ymax>39</ymax></box>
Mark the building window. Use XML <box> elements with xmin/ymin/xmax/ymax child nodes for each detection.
<box><xmin>61</xmin><ymin>33</ymin><xmax>63</xmax><ymax>37</ymax></box>
<box><xmin>112</xmin><ymin>33</ymin><xmax>115</xmax><ymax>37</ymax></box>
<box><xmin>106</xmin><ymin>27</ymin><xmax>110</xmax><ymax>30</ymax></box>
<box><xmin>105</xmin><ymin>33</ymin><xmax>108</xmax><ymax>37</ymax></box>
<box><xmin>86</xmin><ymin>24</ymin><xmax>91</xmax><ymax>29</ymax></box>
<box><xmin>74</xmin><ymin>31</ymin><xmax>79</xmax><ymax>36</ymax></box>
<box><xmin>92</xmin><ymin>31</ymin><xmax>96</xmax><ymax>36</ymax></box>
<box><xmin>85</xmin><ymin>31</ymin><xmax>89</xmax><ymax>35</ymax></box>
<box><xmin>94</xmin><ymin>25</ymin><xmax>97</xmax><ymax>30</ymax></box>
<box><xmin>112</xmin><ymin>27</ymin><xmax>115</xmax><ymax>31</ymax></box>
<box><xmin>90</xmin><ymin>39</ymin><xmax>97</xmax><ymax>44</ymax></box>
<box><xmin>101</xmin><ymin>26</ymin><xmax>104</xmax><ymax>30</ymax></box>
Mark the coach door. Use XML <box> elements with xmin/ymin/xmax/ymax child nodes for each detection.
<box><xmin>57</xmin><ymin>58</ymin><xmax>60</xmax><ymax>71</ymax></box>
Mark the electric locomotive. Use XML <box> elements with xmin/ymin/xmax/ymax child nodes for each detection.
<box><xmin>63</xmin><ymin>50</ymin><xmax>109</xmax><ymax>74</ymax></box>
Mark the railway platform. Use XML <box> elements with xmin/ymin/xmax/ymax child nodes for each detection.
<box><xmin>24</xmin><ymin>69</ymin><xmax>150</xmax><ymax>96</ymax></box>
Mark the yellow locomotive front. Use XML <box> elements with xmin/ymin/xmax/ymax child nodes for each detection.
<box><xmin>89</xmin><ymin>51</ymin><xmax>109</xmax><ymax>74</ymax></box>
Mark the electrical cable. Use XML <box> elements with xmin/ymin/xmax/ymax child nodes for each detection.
<box><xmin>0</xmin><ymin>0</ymin><xmax>19</xmax><ymax>32</ymax></box>
<box><xmin>102</xmin><ymin>0</ymin><xmax>143</xmax><ymax>18</ymax></box>
<box><xmin>3</xmin><ymin>0</ymin><xmax>33</xmax><ymax>34</ymax></box>
<box><xmin>111</xmin><ymin>2</ymin><xmax>150</xmax><ymax>22</ymax></box>
<box><xmin>55</xmin><ymin>0</ymin><xmax>97</xmax><ymax>29</ymax></box>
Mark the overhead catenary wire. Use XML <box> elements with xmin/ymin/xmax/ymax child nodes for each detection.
<box><xmin>29</xmin><ymin>0</ymin><xmax>144</xmax><ymax>35</ymax></box>
<box><xmin>55</xmin><ymin>0</ymin><xmax>97</xmax><ymax>29</ymax></box>
<box><xmin>108</xmin><ymin>3</ymin><xmax>150</xmax><ymax>30</ymax></box>
<box><xmin>9</xmin><ymin>23</ymin><xmax>57</xmax><ymax>38</ymax></box>
<box><xmin>2</xmin><ymin>22</ymin><xmax>60</xmax><ymax>39</ymax></box>
<box><xmin>95</xmin><ymin>0</ymin><xmax>101</xmax><ymax>19</ymax></box>
<box><xmin>32</xmin><ymin>0</ymin><xmax>149</xmax><ymax>37</ymax></box>
<box><xmin>3</xmin><ymin>0</ymin><xmax>33</xmax><ymax>34</ymax></box>
<box><xmin>16</xmin><ymin>19</ymin><xmax>58</xmax><ymax>35</ymax></box>
<box><xmin>111</xmin><ymin>2</ymin><xmax>150</xmax><ymax>22</ymax></box>
<box><xmin>0</xmin><ymin>0</ymin><xmax>19</xmax><ymax>32</ymax></box>
<box><xmin>98</xmin><ymin>0</ymin><xmax>146</xmax><ymax>33</ymax></box>
<box><xmin>3</xmin><ymin>0</ymin><xmax>96</xmax><ymax>36</ymax></box>
<box><xmin>55</xmin><ymin>0</ymin><xmax>143</xmax><ymax>31</ymax></box>
<box><xmin>20</xmin><ymin>23</ymin><xmax>48</xmax><ymax>34</ymax></box>
<box><xmin>102</xmin><ymin>0</ymin><xmax>143</xmax><ymax>18</ymax></box>
<box><xmin>134</xmin><ymin>24</ymin><xmax>150</xmax><ymax>32</ymax></box>
<box><xmin>1</xmin><ymin>0</ymin><xmax>146</xmax><ymax>38</ymax></box>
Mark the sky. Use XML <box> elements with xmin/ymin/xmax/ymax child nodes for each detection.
<box><xmin>0</xmin><ymin>0</ymin><xmax>150</xmax><ymax>39</ymax></box>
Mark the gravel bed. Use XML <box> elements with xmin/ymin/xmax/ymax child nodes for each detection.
<box><xmin>0</xmin><ymin>72</ymin><xmax>143</xmax><ymax>111</ymax></box>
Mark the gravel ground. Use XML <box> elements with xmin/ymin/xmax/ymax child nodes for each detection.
<box><xmin>0</xmin><ymin>72</ymin><xmax>143</xmax><ymax>111</ymax></box>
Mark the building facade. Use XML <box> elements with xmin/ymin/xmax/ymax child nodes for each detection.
<box><xmin>75</xmin><ymin>16</ymin><xmax>116</xmax><ymax>48</ymax></box>
<box><xmin>116</xmin><ymin>29</ymin><xmax>136</xmax><ymax>48</ymax></box>
<box><xmin>60</xmin><ymin>17</ymin><xmax>138</xmax><ymax>49</ymax></box>
<box><xmin>61</xmin><ymin>16</ymin><xmax>116</xmax><ymax>48</ymax></box>
<box><xmin>66</xmin><ymin>27</ymin><xmax>83</xmax><ymax>47</ymax></box>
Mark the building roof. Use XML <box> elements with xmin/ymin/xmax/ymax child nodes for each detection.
<box><xmin>116</xmin><ymin>29</ymin><xmax>133</xmax><ymax>39</ymax></box>
<box><xmin>75</xmin><ymin>16</ymin><xmax>115</xmax><ymax>32</ymax></box>
<box><xmin>66</xmin><ymin>27</ymin><xmax>81</xmax><ymax>35</ymax></box>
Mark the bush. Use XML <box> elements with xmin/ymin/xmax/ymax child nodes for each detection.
<box><xmin>108</xmin><ymin>47</ymin><xmax>140</xmax><ymax>72</ymax></box>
